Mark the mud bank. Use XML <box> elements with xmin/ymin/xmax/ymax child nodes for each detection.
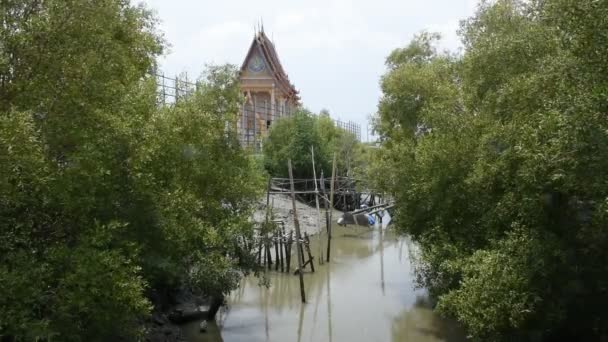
<box><xmin>253</xmin><ymin>193</ymin><xmax>344</xmax><ymax>236</ymax></box>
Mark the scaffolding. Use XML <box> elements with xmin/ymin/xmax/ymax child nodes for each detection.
<box><xmin>152</xmin><ymin>72</ymin><xmax>363</xmax><ymax>152</ymax></box>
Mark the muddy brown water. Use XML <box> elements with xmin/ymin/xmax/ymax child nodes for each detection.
<box><xmin>181</xmin><ymin>224</ymin><xmax>467</xmax><ymax>342</ymax></box>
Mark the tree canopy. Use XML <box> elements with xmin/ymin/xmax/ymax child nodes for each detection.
<box><xmin>262</xmin><ymin>109</ymin><xmax>359</xmax><ymax>180</ymax></box>
<box><xmin>0</xmin><ymin>1</ymin><xmax>262</xmax><ymax>340</ymax></box>
<box><xmin>375</xmin><ymin>0</ymin><xmax>608</xmax><ymax>340</ymax></box>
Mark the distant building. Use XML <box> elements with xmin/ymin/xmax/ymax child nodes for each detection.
<box><xmin>238</xmin><ymin>28</ymin><xmax>299</xmax><ymax>150</ymax></box>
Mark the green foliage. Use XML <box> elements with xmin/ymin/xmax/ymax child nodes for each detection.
<box><xmin>0</xmin><ymin>1</ymin><xmax>262</xmax><ymax>340</ymax></box>
<box><xmin>437</xmin><ymin>228</ymin><xmax>551</xmax><ymax>340</ymax></box>
<box><xmin>376</xmin><ymin>0</ymin><xmax>608</xmax><ymax>340</ymax></box>
<box><xmin>262</xmin><ymin>109</ymin><xmax>359</xmax><ymax>179</ymax></box>
<box><xmin>133</xmin><ymin>65</ymin><xmax>264</xmax><ymax>297</ymax></box>
<box><xmin>0</xmin><ymin>110</ymin><xmax>151</xmax><ymax>341</ymax></box>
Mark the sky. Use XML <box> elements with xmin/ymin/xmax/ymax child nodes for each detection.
<box><xmin>142</xmin><ymin>0</ymin><xmax>479</xmax><ymax>141</ymax></box>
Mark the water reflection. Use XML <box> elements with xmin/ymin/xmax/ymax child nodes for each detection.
<box><xmin>391</xmin><ymin>295</ymin><xmax>467</xmax><ymax>342</ymax></box>
<box><xmin>182</xmin><ymin>225</ymin><xmax>466</xmax><ymax>342</ymax></box>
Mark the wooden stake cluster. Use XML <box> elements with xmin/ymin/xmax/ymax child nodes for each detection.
<box><xmin>255</xmin><ymin>225</ymin><xmax>316</xmax><ymax>275</ymax></box>
<box><xmin>253</xmin><ymin>152</ymin><xmax>344</xmax><ymax>307</ymax></box>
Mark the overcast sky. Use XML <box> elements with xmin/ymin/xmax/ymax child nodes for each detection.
<box><xmin>142</xmin><ymin>0</ymin><xmax>479</xmax><ymax>141</ymax></box>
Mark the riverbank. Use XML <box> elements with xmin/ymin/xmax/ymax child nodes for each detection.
<box><xmin>144</xmin><ymin>288</ymin><xmax>216</xmax><ymax>342</ymax></box>
<box><xmin>145</xmin><ymin>194</ymin><xmax>337</xmax><ymax>341</ymax></box>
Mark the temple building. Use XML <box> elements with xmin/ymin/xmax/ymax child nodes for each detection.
<box><xmin>238</xmin><ymin>29</ymin><xmax>299</xmax><ymax>150</ymax></box>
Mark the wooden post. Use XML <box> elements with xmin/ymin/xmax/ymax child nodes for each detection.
<box><xmin>266</xmin><ymin>240</ymin><xmax>272</xmax><ymax>270</ymax></box>
<box><xmin>311</xmin><ymin>146</ymin><xmax>324</xmax><ymax>265</ymax></box>
<box><xmin>353</xmin><ymin>182</ymin><xmax>361</xmax><ymax>226</ymax></box>
<box><xmin>274</xmin><ymin>230</ymin><xmax>279</xmax><ymax>271</ymax></box>
<box><xmin>279</xmin><ymin>228</ymin><xmax>284</xmax><ymax>272</ymax></box>
<box><xmin>299</xmin><ymin>238</ymin><xmax>306</xmax><ymax>270</ymax></box>
<box><xmin>288</xmin><ymin>159</ymin><xmax>306</xmax><ymax>303</ymax></box>
<box><xmin>327</xmin><ymin>153</ymin><xmax>337</xmax><ymax>262</ymax></box>
<box><xmin>304</xmin><ymin>232</ymin><xmax>315</xmax><ymax>273</ymax></box>
<box><xmin>286</xmin><ymin>230</ymin><xmax>293</xmax><ymax>273</ymax></box>
<box><xmin>320</xmin><ymin>170</ymin><xmax>331</xmax><ymax>257</ymax></box>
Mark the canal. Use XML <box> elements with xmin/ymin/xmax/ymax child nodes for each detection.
<box><xmin>182</xmin><ymin>224</ymin><xmax>466</xmax><ymax>341</ymax></box>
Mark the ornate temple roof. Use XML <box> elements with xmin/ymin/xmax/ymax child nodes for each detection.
<box><xmin>240</xmin><ymin>29</ymin><xmax>300</xmax><ymax>102</ymax></box>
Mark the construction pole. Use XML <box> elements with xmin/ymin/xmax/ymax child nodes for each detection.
<box><xmin>253</xmin><ymin>95</ymin><xmax>258</xmax><ymax>151</ymax></box>
<box><xmin>311</xmin><ymin>146</ymin><xmax>324</xmax><ymax>265</ymax></box>
<box><xmin>326</xmin><ymin>153</ymin><xmax>336</xmax><ymax>262</ymax></box>
<box><xmin>288</xmin><ymin>159</ymin><xmax>306</xmax><ymax>303</ymax></box>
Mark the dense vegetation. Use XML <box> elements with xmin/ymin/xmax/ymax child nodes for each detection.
<box><xmin>374</xmin><ymin>0</ymin><xmax>608</xmax><ymax>340</ymax></box>
<box><xmin>262</xmin><ymin>109</ymin><xmax>360</xmax><ymax>179</ymax></box>
<box><xmin>0</xmin><ymin>1</ymin><xmax>262</xmax><ymax>340</ymax></box>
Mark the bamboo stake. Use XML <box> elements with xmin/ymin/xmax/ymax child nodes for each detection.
<box><xmin>304</xmin><ymin>232</ymin><xmax>315</xmax><ymax>272</ymax></box>
<box><xmin>310</xmin><ymin>146</ymin><xmax>324</xmax><ymax>265</ymax></box>
<box><xmin>286</xmin><ymin>230</ymin><xmax>293</xmax><ymax>273</ymax></box>
<box><xmin>274</xmin><ymin>230</ymin><xmax>279</xmax><ymax>271</ymax></box>
<box><xmin>299</xmin><ymin>238</ymin><xmax>306</xmax><ymax>270</ymax></box>
<box><xmin>320</xmin><ymin>170</ymin><xmax>331</xmax><ymax>258</ymax></box>
<box><xmin>327</xmin><ymin>153</ymin><xmax>336</xmax><ymax>262</ymax></box>
<box><xmin>279</xmin><ymin>228</ymin><xmax>284</xmax><ymax>272</ymax></box>
<box><xmin>266</xmin><ymin>239</ymin><xmax>272</xmax><ymax>269</ymax></box>
<box><xmin>288</xmin><ymin>159</ymin><xmax>306</xmax><ymax>303</ymax></box>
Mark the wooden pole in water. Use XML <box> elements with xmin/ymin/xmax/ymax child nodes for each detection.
<box><xmin>274</xmin><ymin>230</ymin><xmax>279</xmax><ymax>271</ymax></box>
<box><xmin>304</xmin><ymin>232</ymin><xmax>315</xmax><ymax>272</ymax></box>
<box><xmin>327</xmin><ymin>153</ymin><xmax>336</xmax><ymax>262</ymax></box>
<box><xmin>310</xmin><ymin>146</ymin><xmax>324</xmax><ymax>265</ymax></box>
<box><xmin>288</xmin><ymin>159</ymin><xmax>306</xmax><ymax>303</ymax></box>
<box><xmin>299</xmin><ymin>238</ymin><xmax>306</xmax><ymax>270</ymax></box>
<box><xmin>320</xmin><ymin>170</ymin><xmax>330</xmax><ymax>252</ymax></box>
<box><xmin>269</xmin><ymin>240</ymin><xmax>273</xmax><ymax>267</ymax></box>
<box><xmin>286</xmin><ymin>230</ymin><xmax>293</xmax><ymax>273</ymax></box>
<box><xmin>279</xmin><ymin>227</ymin><xmax>284</xmax><ymax>272</ymax></box>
